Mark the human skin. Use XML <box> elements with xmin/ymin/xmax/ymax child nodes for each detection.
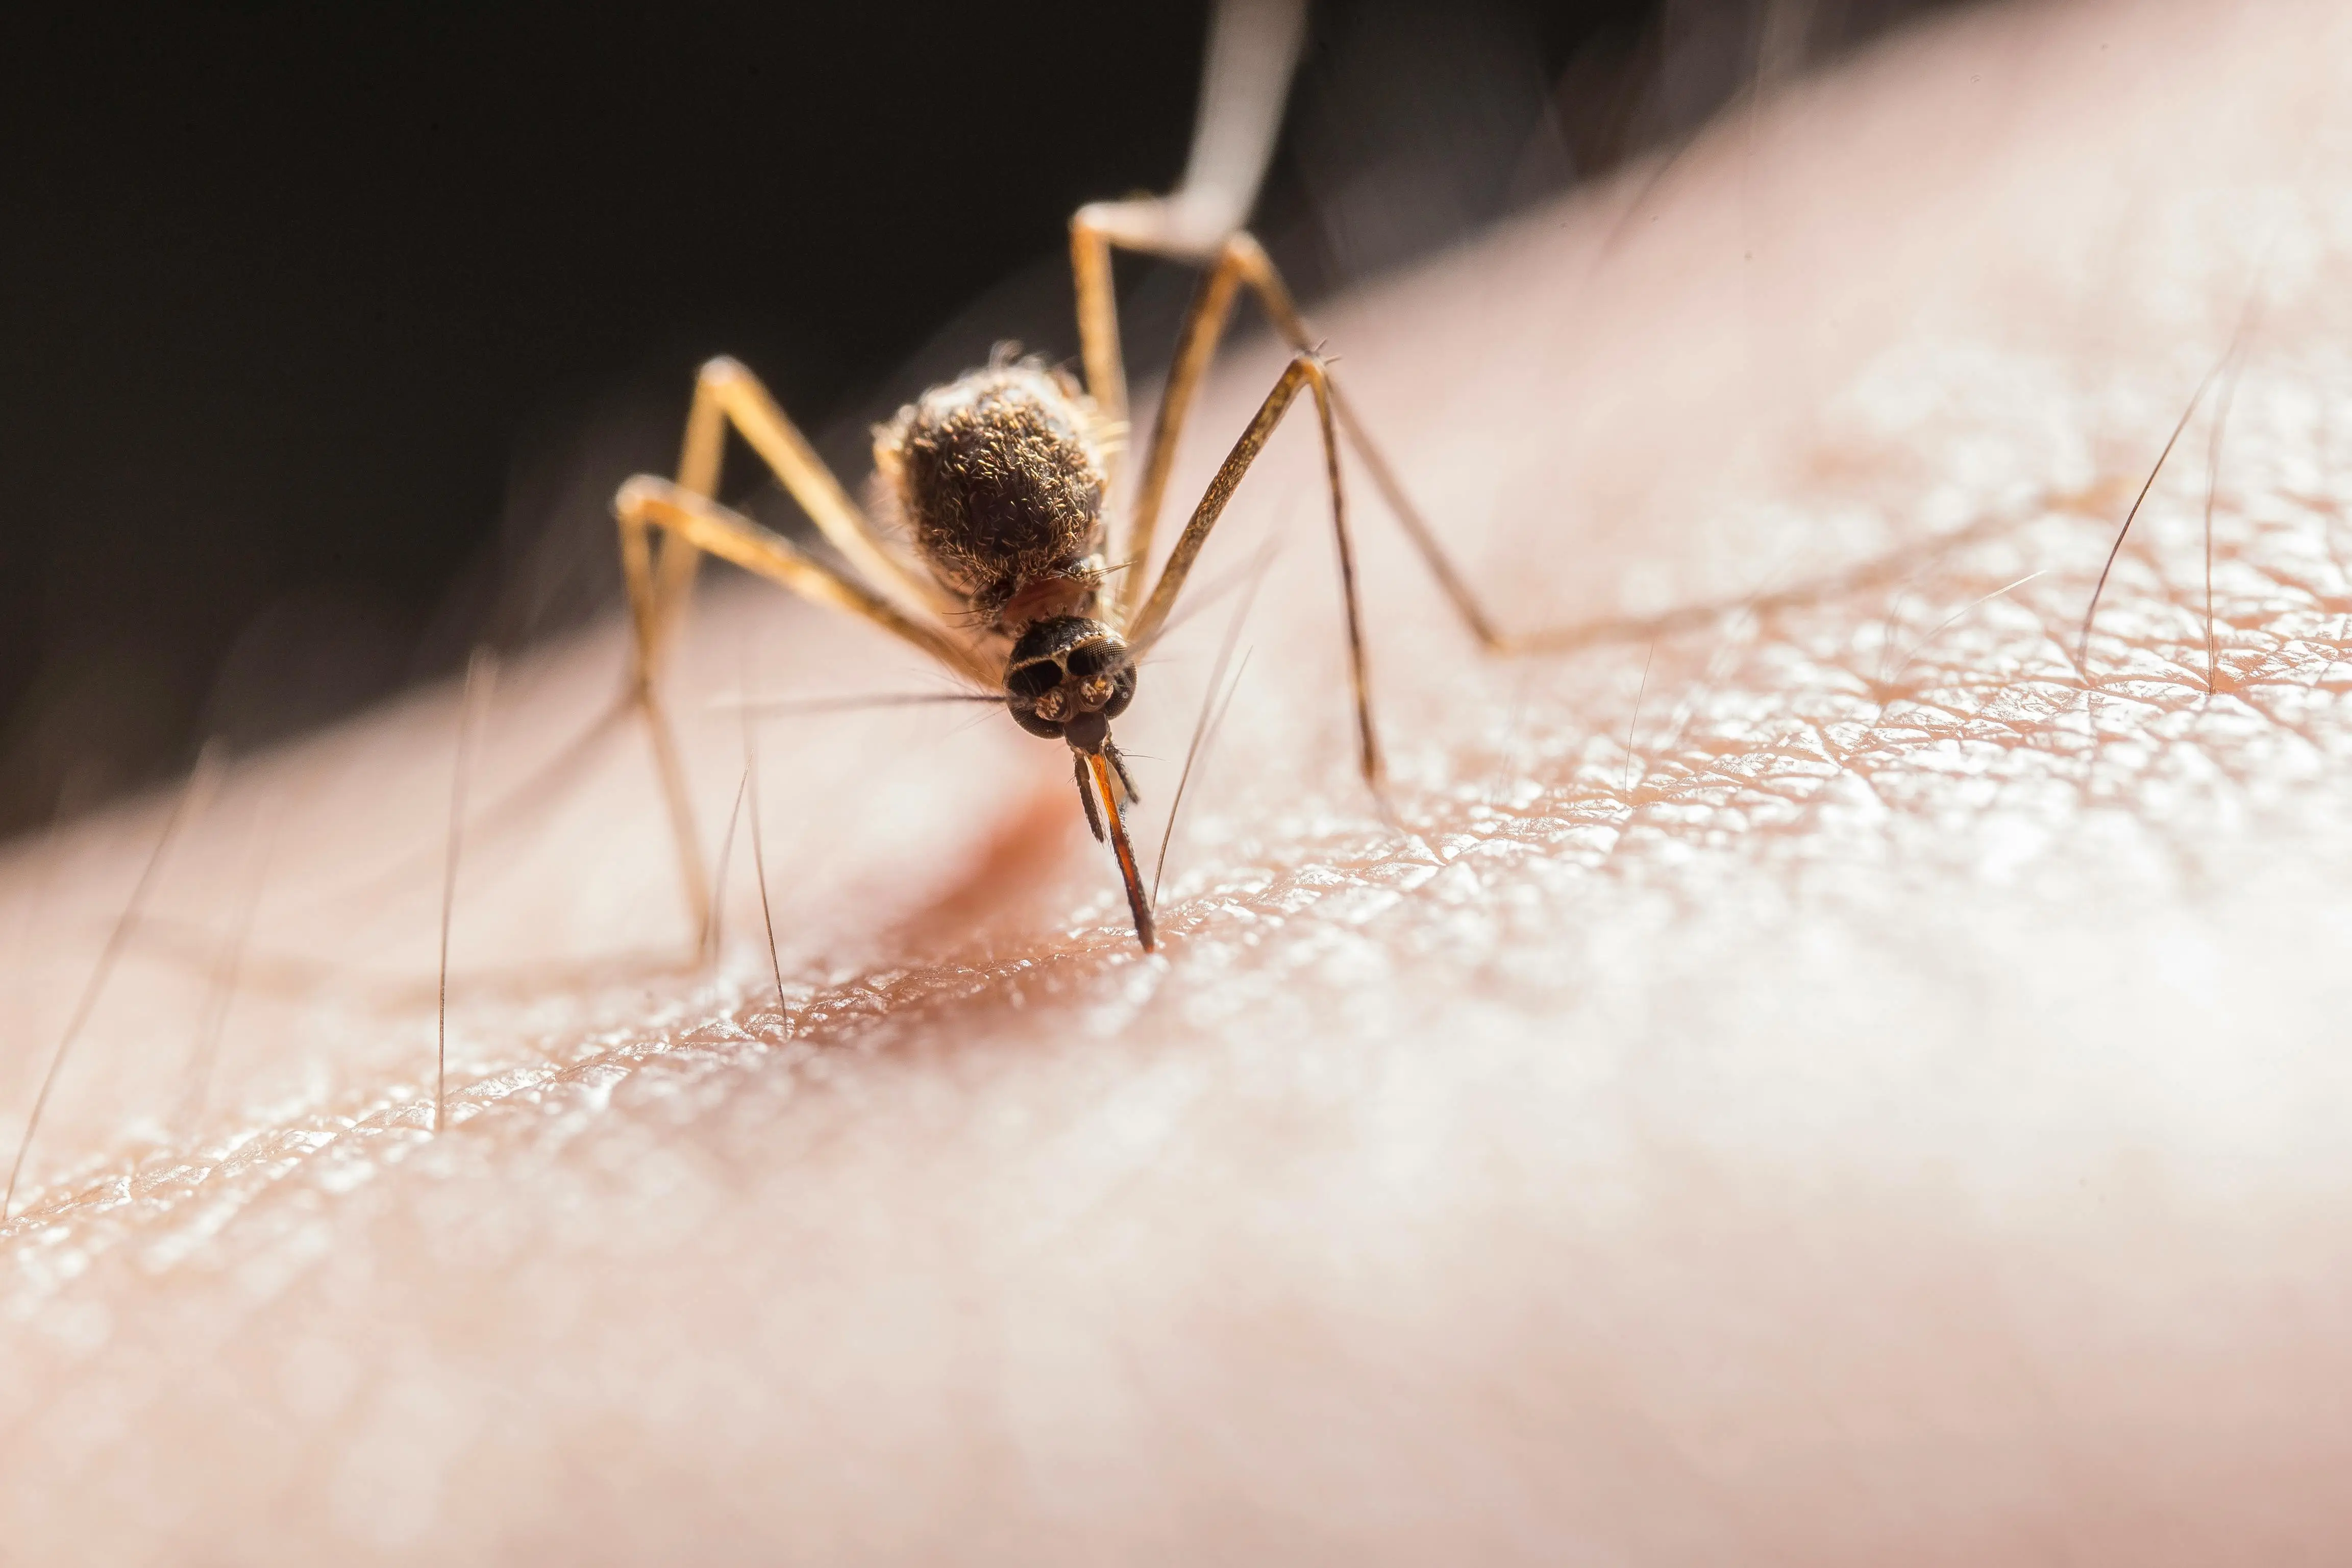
<box><xmin>7</xmin><ymin>0</ymin><xmax>2352</xmax><ymax>1559</ymax></box>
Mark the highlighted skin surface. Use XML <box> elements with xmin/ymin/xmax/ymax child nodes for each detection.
<box><xmin>8</xmin><ymin>0</ymin><xmax>2352</xmax><ymax>1558</ymax></box>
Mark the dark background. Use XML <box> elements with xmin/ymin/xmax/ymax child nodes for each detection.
<box><xmin>0</xmin><ymin>0</ymin><xmax>1952</xmax><ymax>836</ymax></box>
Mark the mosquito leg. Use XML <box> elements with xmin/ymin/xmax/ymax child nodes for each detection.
<box><xmin>1218</xmin><ymin>243</ymin><xmax>1535</xmax><ymax>654</ymax></box>
<box><xmin>1063</xmin><ymin>0</ymin><xmax>1529</xmax><ymax>657</ymax></box>
<box><xmin>619</xmin><ymin>352</ymin><xmax>976</xmax><ymax>948</ymax></box>
<box><xmin>615</xmin><ymin>471</ymin><xmax>711</xmax><ymax>947</ymax></box>
<box><xmin>615</xmin><ymin>479</ymin><xmax>995</xmax><ymax>689</ymax></box>
<box><xmin>1068</xmin><ymin>210</ymin><xmax>1140</xmax><ymax>494</ymax></box>
<box><xmin>1122</xmin><ymin>223</ymin><xmax>1595</xmax><ymax>660</ymax></box>
<box><xmin>1118</xmin><ymin>246</ymin><xmax>1244</xmax><ymax>617</ymax></box>
<box><xmin>636</xmin><ymin>689</ymin><xmax>709</xmax><ymax>952</ymax></box>
<box><xmin>1071</xmin><ymin>215</ymin><xmax>1521</xmax><ymax>658</ymax></box>
<box><xmin>614</xmin><ymin>475</ymin><xmax>996</xmax><ymax>940</ymax></box>
<box><xmin>636</xmin><ymin>356</ymin><xmax>953</xmax><ymax>686</ymax></box>
<box><xmin>1068</xmin><ymin>0</ymin><xmax>1305</xmax><ymax>518</ymax></box>
<box><xmin>1070</xmin><ymin>192</ymin><xmax>1333</xmax><ymax>620</ymax></box>
<box><xmin>1071</xmin><ymin>225</ymin><xmax>1277</xmax><ymax>624</ymax></box>
<box><xmin>1129</xmin><ymin>353</ymin><xmax>1386</xmax><ymax>795</ymax></box>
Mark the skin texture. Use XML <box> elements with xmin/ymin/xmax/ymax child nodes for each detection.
<box><xmin>7</xmin><ymin>0</ymin><xmax>2352</xmax><ymax>1559</ymax></box>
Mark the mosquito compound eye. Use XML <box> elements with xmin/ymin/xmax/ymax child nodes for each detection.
<box><xmin>1007</xmin><ymin>696</ymin><xmax>1066</xmax><ymax>738</ymax></box>
<box><xmin>1005</xmin><ymin>658</ymin><xmax>1062</xmax><ymax>702</ymax></box>
<box><xmin>1102</xmin><ymin>666</ymin><xmax>1137</xmax><ymax>719</ymax></box>
<box><xmin>1064</xmin><ymin>642</ymin><xmax>1110</xmax><ymax>681</ymax></box>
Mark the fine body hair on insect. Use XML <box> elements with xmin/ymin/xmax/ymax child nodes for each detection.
<box><xmin>871</xmin><ymin>355</ymin><xmax>1119</xmax><ymax>642</ymax></box>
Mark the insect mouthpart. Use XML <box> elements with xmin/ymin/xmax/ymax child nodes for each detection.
<box><xmin>1004</xmin><ymin>615</ymin><xmax>1137</xmax><ymax>746</ymax></box>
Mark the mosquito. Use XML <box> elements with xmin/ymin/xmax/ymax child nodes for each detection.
<box><xmin>611</xmin><ymin>0</ymin><xmax>1539</xmax><ymax>952</ymax></box>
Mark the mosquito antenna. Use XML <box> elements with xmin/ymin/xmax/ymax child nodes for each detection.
<box><xmin>705</xmin><ymin>769</ymin><xmax>750</xmax><ymax>970</ymax></box>
<box><xmin>5</xmin><ymin>741</ymin><xmax>224</xmax><ymax>1221</ymax></box>
<box><xmin>741</xmin><ymin>679</ymin><xmax>785</xmax><ymax>1015</ymax></box>
<box><xmin>436</xmin><ymin>649</ymin><xmax>498</xmax><ymax>1136</ymax></box>
<box><xmin>175</xmin><ymin>792</ymin><xmax>280</xmax><ymax>1134</ymax></box>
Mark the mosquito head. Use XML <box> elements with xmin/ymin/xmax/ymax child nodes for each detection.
<box><xmin>1003</xmin><ymin>615</ymin><xmax>1136</xmax><ymax>750</ymax></box>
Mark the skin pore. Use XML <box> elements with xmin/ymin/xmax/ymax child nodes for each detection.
<box><xmin>8</xmin><ymin>0</ymin><xmax>2352</xmax><ymax>1559</ymax></box>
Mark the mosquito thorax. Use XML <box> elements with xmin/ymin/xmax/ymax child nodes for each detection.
<box><xmin>1003</xmin><ymin>615</ymin><xmax>1136</xmax><ymax>747</ymax></box>
<box><xmin>872</xmin><ymin>358</ymin><xmax>1112</xmax><ymax>636</ymax></box>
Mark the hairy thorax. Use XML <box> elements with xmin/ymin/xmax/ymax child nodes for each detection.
<box><xmin>873</xmin><ymin>360</ymin><xmax>1114</xmax><ymax>637</ymax></box>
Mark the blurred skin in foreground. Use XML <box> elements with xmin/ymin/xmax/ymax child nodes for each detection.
<box><xmin>7</xmin><ymin>0</ymin><xmax>2352</xmax><ymax>1558</ymax></box>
